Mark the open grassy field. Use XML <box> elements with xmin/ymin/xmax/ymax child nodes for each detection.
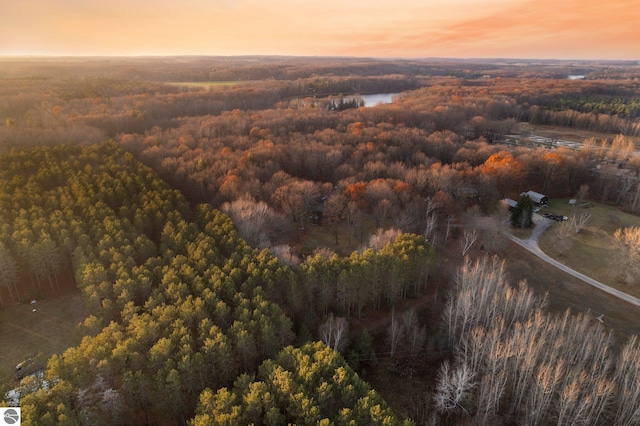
<box><xmin>292</xmin><ymin>216</ymin><xmax>381</xmax><ymax>257</ymax></box>
<box><xmin>503</xmin><ymin>242</ymin><xmax>640</xmax><ymax>346</ymax></box>
<box><xmin>518</xmin><ymin>123</ymin><xmax>640</xmax><ymax>146</ymax></box>
<box><xmin>537</xmin><ymin>198</ymin><xmax>640</xmax><ymax>298</ymax></box>
<box><xmin>0</xmin><ymin>291</ymin><xmax>88</xmax><ymax>394</ymax></box>
<box><xmin>166</xmin><ymin>81</ymin><xmax>257</xmax><ymax>89</ymax></box>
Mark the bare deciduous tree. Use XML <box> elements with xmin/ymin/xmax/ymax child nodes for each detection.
<box><xmin>443</xmin><ymin>256</ymin><xmax>546</xmax><ymax>346</ymax></box>
<box><xmin>612</xmin><ymin>227</ymin><xmax>640</xmax><ymax>285</ymax></box>
<box><xmin>444</xmin><ymin>214</ymin><xmax>455</xmax><ymax>247</ymax></box>
<box><xmin>433</xmin><ymin>360</ymin><xmax>475</xmax><ymax>416</ymax></box>
<box><xmin>626</xmin><ymin>182</ymin><xmax>640</xmax><ymax>214</ymax></box>
<box><xmin>525</xmin><ymin>361</ymin><xmax>564</xmax><ymax>425</ymax></box>
<box><xmin>437</xmin><ymin>258</ymin><xmax>627</xmax><ymax>423</ymax></box>
<box><xmin>221</xmin><ymin>195</ymin><xmax>277</xmax><ymax>247</ymax></box>
<box><xmin>569</xmin><ymin>212</ymin><xmax>591</xmax><ymax>234</ymax></box>
<box><xmin>318</xmin><ymin>313</ymin><xmax>349</xmax><ymax>353</ymax></box>
<box><xmin>608</xmin><ymin>134</ymin><xmax>635</xmax><ymax>164</ymax></box>
<box><xmin>365</xmin><ymin>228</ymin><xmax>402</xmax><ymax>252</ymax></box>
<box><xmin>613</xmin><ymin>335</ymin><xmax>640</xmax><ymax>424</ymax></box>
<box><xmin>373</xmin><ymin>199</ymin><xmax>393</xmax><ymax>229</ymax></box>
<box><xmin>323</xmin><ymin>193</ymin><xmax>347</xmax><ymax>244</ymax></box>
<box><xmin>272</xmin><ymin>180</ymin><xmax>320</xmax><ymax>240</ymax></box>
<box><xmin>424</xmin><ymin>213</ymin><xmax>438</xmax><ymax>244</ymax></box>
<box><xmin>345</xmin><ymin>201</ymin><xmax>361</xmax><ymax>246</ymax></box>
<box><xmin>402</xmin><ymin>308</ymin><xmax>426</xmax><ymax>357</ymax></box>
<box><xmin>269</xmin><ymin>245</ymin><xmax>300</xmax><ymax>268</ymax></box>
<box><xmin>575</xmin><ymin>184</ymin><xmax>590</xmax><ymax>206</ymax></box>
<box><xmin>552</xmin><ymin>221</ymin><xmax>574</xmax><ymax>256</ymax></box>
<box><xmin>473</xmin><ymin>209</ymin><xmax>508</xmax><ymax>254</ymax></box>
<box><xmin>475</xmin><ymin>371</ymin><xmax>507</xmax><ymax>425</ymax></box>
<box><xmin>425</xmin><ymin>197</ymin><xmax>440</xmax><ymax>218</ymax></box>
<box><xmin>388</xmin><ymin>308</ymin><xmax>403</xmax><ymax>357</ymax></box>
<box><xmin>459</xmin><ymin>229</ymin><xmax>478</xmax><ymax>256</ymax></box>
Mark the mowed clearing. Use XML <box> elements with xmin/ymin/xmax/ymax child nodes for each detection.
<box><xmin>0</xmin><ymin>291</ymin><xmax>88</xmax><ymax>391</ymax></box>
<box><xmin>538</xmin><ymin>198</ymin><xmax>640</xmax><ymax>299</ymax></box>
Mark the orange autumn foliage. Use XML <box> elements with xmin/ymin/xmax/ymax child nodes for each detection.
<box><xmin>480</xmin><ymin>151</ymin><xmax>523</xmax><ymax>178</ymax></box>
<box><xmin>344</xmin><ymin>181</ymin><xmax>367</xmax><ymax>202</ymax></box>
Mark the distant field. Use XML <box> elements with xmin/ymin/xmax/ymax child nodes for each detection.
<box><xmin>167</xmin><ymin>81</ymin><xmax>256</xmax><ymax>89</ymax></box>
<box><xmin>0</xmin><ymin>292</ymin><xmax>88</xmax><ymax>392</ymax></box>
<box><xmin>537</xmin><ymin>198</ymin><xmax>640</xmax><ymax>298</ymax></box>
<box><xmin>519</xmin><ymin>123</ymin><xmax>640</xmax><ymax>146</ymax></box>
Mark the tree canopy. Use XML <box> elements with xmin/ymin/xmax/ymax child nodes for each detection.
<box><xmin>1</xmin><ymin>142</ymin><xmax>416</xmax><ymax>425</ymax></box>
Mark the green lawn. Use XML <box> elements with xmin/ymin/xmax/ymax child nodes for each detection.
<box><xmin>538</xmin><ymin>198</ymin><xmax>640</xmax><ymax>298</ymax></box>
<box><xmin>0</xmin><ymin>292</ymin><xmax>88</xmax><ymax>394</ymax></box>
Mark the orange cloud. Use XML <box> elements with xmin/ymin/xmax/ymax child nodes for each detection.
<box><xmin>336</xmin><ymin>0</ymin><xmax>640</xmax><ymax>59</ymax></box>
<box><xmin>0</xmin><ymin>0</ymin><xmax>638</xmax><ymax>59</ymax></box>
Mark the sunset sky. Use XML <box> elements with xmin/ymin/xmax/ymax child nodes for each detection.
<box><xmin>1</xmin><ymin>0</ymin><xmax>638</xmax><ymax>59</ymax></box>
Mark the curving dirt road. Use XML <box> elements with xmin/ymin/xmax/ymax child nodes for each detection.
<box><xmin>505</xmin><ymin>215</ymin><xmax>640</xmax><ymax>307</ymax></box>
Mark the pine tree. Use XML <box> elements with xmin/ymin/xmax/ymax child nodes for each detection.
<box><xmin>510</xmin><ymin>195</ymin><xmax>534</xmax><ymax>228</ymax></box>
<box><xmin>0</xmin><ymin>243</ymin><xmax>20</xmax><ymax>304</ymax></box>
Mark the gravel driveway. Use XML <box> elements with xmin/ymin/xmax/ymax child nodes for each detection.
<box><xmin>505</xmin><ymin>214</ymin><xmax>640</xmax><ymax>307</ymax></box>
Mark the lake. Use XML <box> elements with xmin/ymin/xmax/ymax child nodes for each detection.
<box><xmin>359</xmin><ymin>93</ymin><xmax>400</xmax><ymax>107</ymax></box>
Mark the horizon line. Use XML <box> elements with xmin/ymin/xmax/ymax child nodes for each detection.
<box><xmin>0</xmin><ymin>54</ymin><xmax>639</xmax><ymax>63</ymax></box>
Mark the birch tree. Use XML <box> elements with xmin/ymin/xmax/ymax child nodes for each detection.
<box><xmin>388</xmin><ymin>309</ymin><xmax>403</xmax><ymax>357</ymax></box>
<box><xmin>433</xmin><ymin>360</ymin><xmax>475</xmax><ymax>417</ymax></box>
<box><xmin>423</xmin><ymin>197</ymin><xmax>439</xmax><ymax>244</ymax></box>
<box><xmin>318</xmin><ymin>313</ymin><xmax>349</xmax><ymax>353</ymax></box>
<box><xmin>424</xmin><ymin>213</ymin><xmax>438</xmax><ymax>245</ymax></box>
<box><xmin>612</xmin><ymin>227</ymin><xmax>640</xmax><ymax>285</ymax></box>
<box><xmin>439</xmin><ymin>256</ymin><xmax>627</xmax><ymax>424</ymax></box>
<box><xmin>402</xmin><ymin>308</ymin><xmax>426</xmax><ymax>357</ymax></box>
<box><xmin>612</xmin><ymin>336</ymin><xmax>640</xmax><ymax>424</ymax></box>
<box><xmin>459</xmin><ymin>229</ymin><xmax>477</xmax><ymax>256</ymax></box>
<box><xmin>569</xmin><ymin>212</ymin><xmax>591</xmax><ymax>234</ymax></box>
<box><xmin>552</xmin><ymin>220</ymin><xmax>574</xmax><ymax>255</ymax></box>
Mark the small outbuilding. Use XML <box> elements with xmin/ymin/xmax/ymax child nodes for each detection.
<box><xmin>457</xmin><ymin>187</ymin><xmax>479</xmax><ymax>199</ymax></box>
<box><xmin>502</xmin><ymin>198</ymin><xmax>518</xmax><ymax>210</ymax></box>
<box><xmin>520</xmin><ymin>190</ymin><xmax>548</xmax><ymax>205</ymax></box>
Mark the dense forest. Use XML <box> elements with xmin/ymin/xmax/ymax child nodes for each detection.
<box><xmin>1</xmin><ymin>57</ymin><xmax>640</xmax><ymax>424</ymax></box>
<box><xmin>0</xmin><ymin>143</ymin><xmax>420</xmax><ymax>424</ymax></box>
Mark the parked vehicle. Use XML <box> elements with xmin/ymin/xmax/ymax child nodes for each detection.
<box><xmin>543</xmin><ymin>213</ymin><xmax>567</xmax><ymax>221</ymax></box>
